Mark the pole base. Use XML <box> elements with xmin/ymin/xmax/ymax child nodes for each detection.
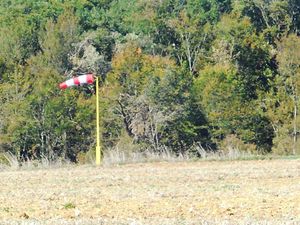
<box><xmin>96</xmin><ymin>146</ymin><xmax>101</xmax><ymax>165</ymax></box>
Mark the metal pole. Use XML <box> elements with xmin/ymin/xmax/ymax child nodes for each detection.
<box><xmin>96</xmin><ymin>76</ymin><xmax>101</xmax><ymax>165</ymax></box>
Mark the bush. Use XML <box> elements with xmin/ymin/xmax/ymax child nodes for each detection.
<box><xmin>0</xmin><ymin>153</ymin><xmax>9</xmax><ymax>165</ymax></box>
<box><xmin>272</xmin><ymin>126</ymin><xmax>300</xmax><ymax>155</ymax></box>
<box><xmin>219</xmin><ymin>134</ymin><xmax>257</xmax><ymax>153</ymax></box>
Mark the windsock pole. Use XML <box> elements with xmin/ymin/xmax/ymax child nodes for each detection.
<box><xmin>96</xmin><ymin>76</ymin><xmax>101</xmax><ymax>165</ymax></box>
<box><xmin>59</xmin><ymin>74</ymin><xmax>101</xmax><ymax>165</ymax></box>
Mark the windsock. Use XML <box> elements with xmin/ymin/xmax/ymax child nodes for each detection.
<box><xmin>59</xmin><ymin>74</ymin><xmax>94</xmax><ymax>89</ymax></box>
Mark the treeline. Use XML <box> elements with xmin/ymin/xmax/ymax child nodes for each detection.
<box><xmin>0</xmin><ymin>0</ymin><xmax>300</xmax><ymax>162</ymax></box>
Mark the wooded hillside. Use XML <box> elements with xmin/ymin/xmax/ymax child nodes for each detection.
<box><xmin>1</xmin><ymin>0</ymin><xmax>300</xmax><ymax>162</ymax></box>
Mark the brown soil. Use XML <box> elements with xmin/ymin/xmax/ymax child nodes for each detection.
<box><xmin>0</xmin><ymin>160</ymin><xmax>299</xmax><ymax>224</ymax></box>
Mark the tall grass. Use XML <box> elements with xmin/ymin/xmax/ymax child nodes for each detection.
<box><xmin>102</xmin><ymin>147</ymin><xmax>190</xmax><ymax>166</ymax></box>
<box><xmin>102</xmin><ymin>144</ymin><xmax>300</xmax><ymax>166</ymax></box>
<box><xmin>1</xmin><ymin>146</ymin><xmax>299</xmax><ymax>170</ymax></box>
<box><xmin>0</xmin><ymin>152</ymin><xmax>73</xmax><ymax>171</ymax></box>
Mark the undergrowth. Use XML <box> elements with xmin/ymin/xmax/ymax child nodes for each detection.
<box><xmin>0</xmin><ymin>147</ymin><xmax>299</xmax><ymax>171</ymax></box>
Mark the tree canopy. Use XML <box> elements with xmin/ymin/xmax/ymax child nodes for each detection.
<box><xmin>1</xmin><ymin>0</ymin><xmax>300</xmax><ymax>162</ymax></box>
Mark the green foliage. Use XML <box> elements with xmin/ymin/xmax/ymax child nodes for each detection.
<box><xmin>219</xmin><ymin>134</ymin><xmax>257</xmax><ymax>153</ymax></box>
<box><xmin>193</xmin><ymin>65</ymin><xmax>274</xmax><ymax>151</ymax></box>
<box><xmin>272</xmin><ymin>124</ymin><xmax>300</xmax><ymax>155</ymax></box>
<box><xmin>146</xmin><ymin>69</ymin><xmax>213</xmax><ymax>152</ymax></box>
<box><xmin>63</xmin><ymin>202</ymin><xmax>76</xmax><ymax>209</ymax></box>
<box><xmin>0</xmin><ymin>153</ymin><xmax>9</xmax><ymax>166</ymax></box>
<box><xmin>215</xmin><ymin>12</ymin><xmax>276</xmax><ymax>99</ymax></box>
<box><xmin>1</xmin><ymin>0</ymin><xmax>300</xmax><ymax>162</ymax></box>
<box><xmin>269</xmin><ymin>34</ymin><xmax>300</xmax><ymax>154</ymax></box>
<box><xmin>0</xmin><ymin>9</ymin><xmax>94</xmax><ymax>162</ymax></box>
<box><xmin>242</xmin><ymin>0</ymin><xmax>295</xmax><ymax>39</ymax></box>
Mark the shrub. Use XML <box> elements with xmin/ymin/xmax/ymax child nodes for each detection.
<box><xmin>219</xmin><ymin>134</ymin><xmax>257</xmax><ymax>153</ymax></box>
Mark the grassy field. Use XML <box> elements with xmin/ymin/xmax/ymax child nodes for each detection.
<box><xmin>0</xmin><ymin>159</ymin><xmax>299</xmax><ymax>225</ymax></box>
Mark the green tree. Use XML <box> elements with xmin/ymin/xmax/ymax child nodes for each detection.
<box><xmin>105</xmin><ymin>42</ymin><xmax>212</xmax><ymax>153</ymax></box>
<box><xmin>0</xmin><ymin>9</ymin><xmax>95</xmax><ymax>161</ymax></box>
<box><xmin>193</xmin><ymin>65</ymin><xmax>274</xmax><ymax>151</ymax></box>
<box><xmin>274</xmin><ymin>34</ymin><xmax>300</xmax><ymax>154</ymax></box>
<box><xmin>215</xmin><ymin>12</ymin><xmax>276</xmax><ymax>99</ymax></box>
<box><xmin>146</xmin><ymin>69</ymin><xmax>212</xmax><ymax>152</ymax></box>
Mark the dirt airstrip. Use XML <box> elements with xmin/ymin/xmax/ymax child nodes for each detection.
<box><xmin>0</xmin><ymin>160</ymin><xmax>299</xmax><ymax>224</ymax></box>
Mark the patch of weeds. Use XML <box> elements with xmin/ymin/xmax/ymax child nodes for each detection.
<box><xmin>94</xmin><ymin>204</ymin><xmax>101</xmax><ymax>209</ymax></box>
<box><xmin>20</xmin><ymin>212</ymin><xmax>30</xmax><ymax>219</ymax></box>
<box><xmin>281</xmin><ymin>155</ymin><xmax>300</xmax><ymax>160</ymax></box>
<box><xmin>63</xmin><ymin>202</ymin><xmax>76</xmax><ymax>209</ymax></box>
<box><xmin>221</xmin><ymin>184</ymin><xmax>240</xmax><ymax>190</ymax></box>
<box><xmin>0</xmin><ymin>153</ymin><xmax>9</xmax><ymax>165</ymax></box>
<box><xmin>2</xmin><ymin>207</ymin><xmax>10</xmax><ymax>213</ymax></box>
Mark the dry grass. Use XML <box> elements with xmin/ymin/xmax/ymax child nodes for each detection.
<box><xmin>102</xmin><ymin>148</ymin><xmax>190</xmax><ymax>166</ymax></box>
<box><xmin>102</xmin><ymin>147</ymin><xmax>299</xmax><ymax>166</ymax></box>
<box><xmin>0</xmin><ymin>159</ymin><xmax>299</xmax><ymax>225</ymax></box>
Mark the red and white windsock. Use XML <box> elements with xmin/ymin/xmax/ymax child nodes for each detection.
<box><xmin>59</xmin><ymin>74</ymin><xmax>94</xmax><ymax>89</ymax></box>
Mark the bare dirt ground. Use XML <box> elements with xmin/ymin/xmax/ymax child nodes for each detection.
<box><xmin>0</xmin><ymin>159</ymin><xmax>299</xmax><ymax>225</ymax></box>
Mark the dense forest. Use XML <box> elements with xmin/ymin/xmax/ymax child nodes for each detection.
<box><xmin>0</xmin><ymin>0</ymin><xmax>300</xmax><ymax>162</ymax></box>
